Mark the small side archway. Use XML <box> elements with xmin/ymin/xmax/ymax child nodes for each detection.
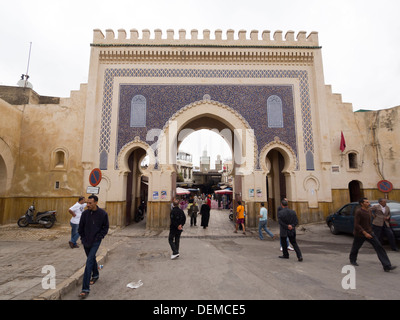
<box><xmin>117</xmin><ymin>138</ymin><xmax>154</xmax><ymax>225</ymax></box>
<box><xmin>260</xmin><ymin>138</ymin><xmax>297</xmax><ymax>220</ymax></box>
<box><xmin>0</xmin><ymin>138</ymin><xmax>14</xmax><ymax>197</ymax></box>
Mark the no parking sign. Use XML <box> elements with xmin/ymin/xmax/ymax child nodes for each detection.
<box><xmin>89</xmin><ymin>168</ymin><xmax>102</xmax><ymax>187</ymax></box>
<box><xmin>377</xmin><ymin>180</ymin><xmax>393</xmax><ymax>193</ymax></box>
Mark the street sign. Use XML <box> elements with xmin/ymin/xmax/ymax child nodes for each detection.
<box><xmin>377</xmin><ymin>180</ymin><xmax>393</xmax><ymax>193</ymax></box>
<box><xmin>89</xmin><ymin>168</ymin><xmax>102</xmax><ymax>187</ymax></box>
<box><xmin>86</xmin><ymin>186</ymin><xmax>100</xmax><ymax>195</ymax></box>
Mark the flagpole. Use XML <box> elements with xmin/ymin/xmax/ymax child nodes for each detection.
<box><xmin>24</xmin><ymin>42</ymin><xmax>32</xmax><ymax>88</ymax></box>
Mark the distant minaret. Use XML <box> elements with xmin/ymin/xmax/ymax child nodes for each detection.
<box><xmin>200</xmin><ymin>148</ymin><xmax>210</xmax><ymax>172</ymax></box>
<box><xmin>215</xmin><ymin>154</ymin><xmax>222</xmax><ymax>171</ymax></box>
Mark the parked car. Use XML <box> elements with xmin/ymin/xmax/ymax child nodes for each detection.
<box><xmin>326</xmin><ymin>200</ymin><xmax>400</xmax><ymax>239</ymax></box>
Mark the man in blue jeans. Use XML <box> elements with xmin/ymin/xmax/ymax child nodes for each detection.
<box><xmin>78</xmin><ymin>195</ymin><xmax>109</xmax><ymax>298</ymax></box>
<box><xmin>258</xmin><ymin>202</ymin><xmax>275</xmax><ymax>240</ymax></box>
<box><xmin>68</xmin><ymin>196</ymin><xmax>86</xmax><ymax>248</ymax></box>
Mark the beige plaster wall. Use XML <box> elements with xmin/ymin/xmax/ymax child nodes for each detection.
<box><xmin>325</xmin><ymin>85</ymin><xmax>400</xmax><ymax>210</ymax></box>
<box><xmin>0</xmin><ymin>85</ymin><xmax>88</xmax><ymax>224</ymax></box>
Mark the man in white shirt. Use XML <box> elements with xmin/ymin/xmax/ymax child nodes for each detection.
<box><xmin>69</xmin><ymin>196</ymin><xmax>86</xmax><ymax>248</ymax></box>
<box><xmin>258</xmin><ymin>202</ymin><xmax>275</xmax><ymax>240</ymax></box>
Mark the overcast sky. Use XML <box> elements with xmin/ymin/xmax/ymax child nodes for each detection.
<box><xmin>1</xmin><ymin>0</ymin><xmax>399</xmax><ymax>166</ymax></box>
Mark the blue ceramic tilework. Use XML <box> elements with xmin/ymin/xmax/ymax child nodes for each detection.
<box><xmin>98</xmin><ymin>68</ymin><xmax>314</xmax><ymax>170</ymax></box>
<box><xmin>118</xmin><ymin>84</ymin><xmax>296</xmax><ymax>166</ymax></box>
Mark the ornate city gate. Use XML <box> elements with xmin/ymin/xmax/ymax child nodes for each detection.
<box><xmin>82</xmin><ymin>28</ymin><xmax>331</xmax><ymax>228</ymax></box>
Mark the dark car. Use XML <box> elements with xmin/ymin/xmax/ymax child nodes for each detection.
<box><xmin>326</xmin><ymin>200</ymin><xmax>400</xmax><ymax>239</ymax></box>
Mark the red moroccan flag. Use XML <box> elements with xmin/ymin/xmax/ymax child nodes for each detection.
<box><xmin>340</xmin><ymin>131</ymin><xmax>346</xmax><ymax>152</ymax></box>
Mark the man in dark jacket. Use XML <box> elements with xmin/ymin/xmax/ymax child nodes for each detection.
<box><xmin>169</xmin><ymin>199</ymin><xmax>186</xmax><ymax>259</ymax></box>
<box><xmin>278</xmin><ymin>199</ymin><xmax>303</xmax><ymax>261</ymax></box>
<box><xmin>349</xmin><ymin>197</ymin><xmax>396</xmax><ymax>272</ymax></box>
<box><xmin>78</xmin><ymin>195</ymin><xmax>109</xmax><ymax>298</ymax></box>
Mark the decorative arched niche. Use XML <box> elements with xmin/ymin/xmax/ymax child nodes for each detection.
<box><xmin>51</xmin><ymin>147</ymin><xmax>69</xmax><ymax>171</ymax></box>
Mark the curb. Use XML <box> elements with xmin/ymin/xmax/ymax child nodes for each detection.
<box><xmin>34</xmin><ymin>246</ymin><xmax>110</xmax><ymax>300</ymax></box>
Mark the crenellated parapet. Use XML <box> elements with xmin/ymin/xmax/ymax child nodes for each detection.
<box><xmin>92</xmin><ymin>29</ymin><xmax>319</xmax><ymax>47</ymax></box>
<box><xmin>92</xmin><ymin>29</ymin><xmax>319</xmax><ymax>65</ymax></box>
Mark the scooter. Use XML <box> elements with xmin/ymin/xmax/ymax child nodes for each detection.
<box><xmin>17</xmin><ymin>203</ymin><xmax>57</xmax><ymax>228</ymax></box>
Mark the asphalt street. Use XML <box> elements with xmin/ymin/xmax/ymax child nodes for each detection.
<box><xmin>1</xmin><ymin>208</ymin><xmax>400</xmax><ymax>301</ymax></box>
<box><xmin>62</xmin><ymin>210</ymin><xmax>400</xmax><ymax>301</ymax></box>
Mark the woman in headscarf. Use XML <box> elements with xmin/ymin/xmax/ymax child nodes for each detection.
<box><xmin>200</xmin><ymin>203</ymin><xmax>210</xmax><ymax>229</ymax></box>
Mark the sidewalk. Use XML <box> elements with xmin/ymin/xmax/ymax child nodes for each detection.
<box><xmin>0</xmin><ymin>209</ymin><xmax>277</xmax><ymax>300</ymax></box>
<box><xmin>0</xmin><ymin>222</ymin><xmax>124</xmax><ymax>300</ymax></box>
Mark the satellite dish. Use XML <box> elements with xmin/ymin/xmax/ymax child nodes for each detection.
<box><xmin>17</xmin><ymin>74</ymin><xmax>33</xmax><ymax>89</ymax></box>
<box><xmin>17</xmin><ymin>78</ymin><xmax>33</xmax><ymax>89</ymax></box>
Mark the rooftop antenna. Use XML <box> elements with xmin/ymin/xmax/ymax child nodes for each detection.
<box><xmin>17</xmin><ymin>42</ymin><xmax>33</xmax><ymax>89</ymax></box>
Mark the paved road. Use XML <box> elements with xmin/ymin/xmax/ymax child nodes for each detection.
<box><xmin>63</xmin><ymin>210</ymin><xmax>400</xmax><ymax>300</ymax></box>
<box><xmin>1</xmin><ymin>208</ymin><xmax>400</xmax><ymax>301</ymax></box>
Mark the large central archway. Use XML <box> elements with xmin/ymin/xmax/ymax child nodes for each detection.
<box><xmin>150</xmin><ymin>98</ymin><xmax>258</xmax><ymax>229</ymax></box>
<box><xmin>159</xmin><ymin>99</ymin><xmax>257</xmax><ymax>174</ymax></box>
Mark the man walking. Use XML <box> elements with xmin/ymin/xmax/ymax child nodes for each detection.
<box><xmin>258</xmin><ymin>202</ymin><xmax>275</xmax><ymax>240</ymax></box>
<box><xmin>169</xmin><ymin>199</ymin><xmax>186</xmax><ymax>259</ymax></box>
<box><xmin>78</xmin><ymin>195</ymin><xmax>109</xmax><ymax>298</ymax></box>
<box><xmin>371</xmin><ymin>198</ymin><xmax>398</xmax><ymax>251</ymax></box>
<box><xmin>68</xmin><ymin>196</ymin><xmax>86</xmax><ymax>248</ymax></box>
<box><xmin>234</xmin><ymin>200</ymin><xmax>246</xmax><ymax>235</ymax></box>
<box><xmin>278</xmin><ymin>199</ymin><xmax>303</xmax><ymax>261</ymax></box>
<box><xmin>278</xmin><ymin>198</ymin><xmax>294</xmax><ymax>252</ymax></box>
<box><xmin>189</xmin><ymin>201</ymin><xmax>199</xmax><ymax>227</ymax></box>
<box><xmin>349</xmin><ymin>197</ymin><xmax>396</xmax><ymax>272</ymax></box>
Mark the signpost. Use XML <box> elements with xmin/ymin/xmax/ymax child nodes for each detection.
<box><xmin>88</xmin><ymin>168</ymin><xmax>102</xmax><ymax>195</ymax></box>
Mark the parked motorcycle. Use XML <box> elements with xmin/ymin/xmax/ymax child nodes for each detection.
<box><xmin>17</xmin><ymin>203</ymin><xmax>57</xmax><ymax>228</ymax></box>
<box><xmin>229</xmin><ymin>209</ymin><xmax>233</xmax><ymax>221</ymax></box>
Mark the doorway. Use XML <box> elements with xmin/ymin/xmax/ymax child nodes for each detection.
<box><xmin>349</xmin><ymin>180</ymin><xmax>362</xmax><ymax>202</ymax></box>
<box><xmin>125</xmin><ymin>148</ymin><xmax>148</xmax><ymax>225</ymax></box>
<box><xmin>266</xmin><ymin>149</ymin><xmax>287</xmax><ymax>220</ymax></box>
